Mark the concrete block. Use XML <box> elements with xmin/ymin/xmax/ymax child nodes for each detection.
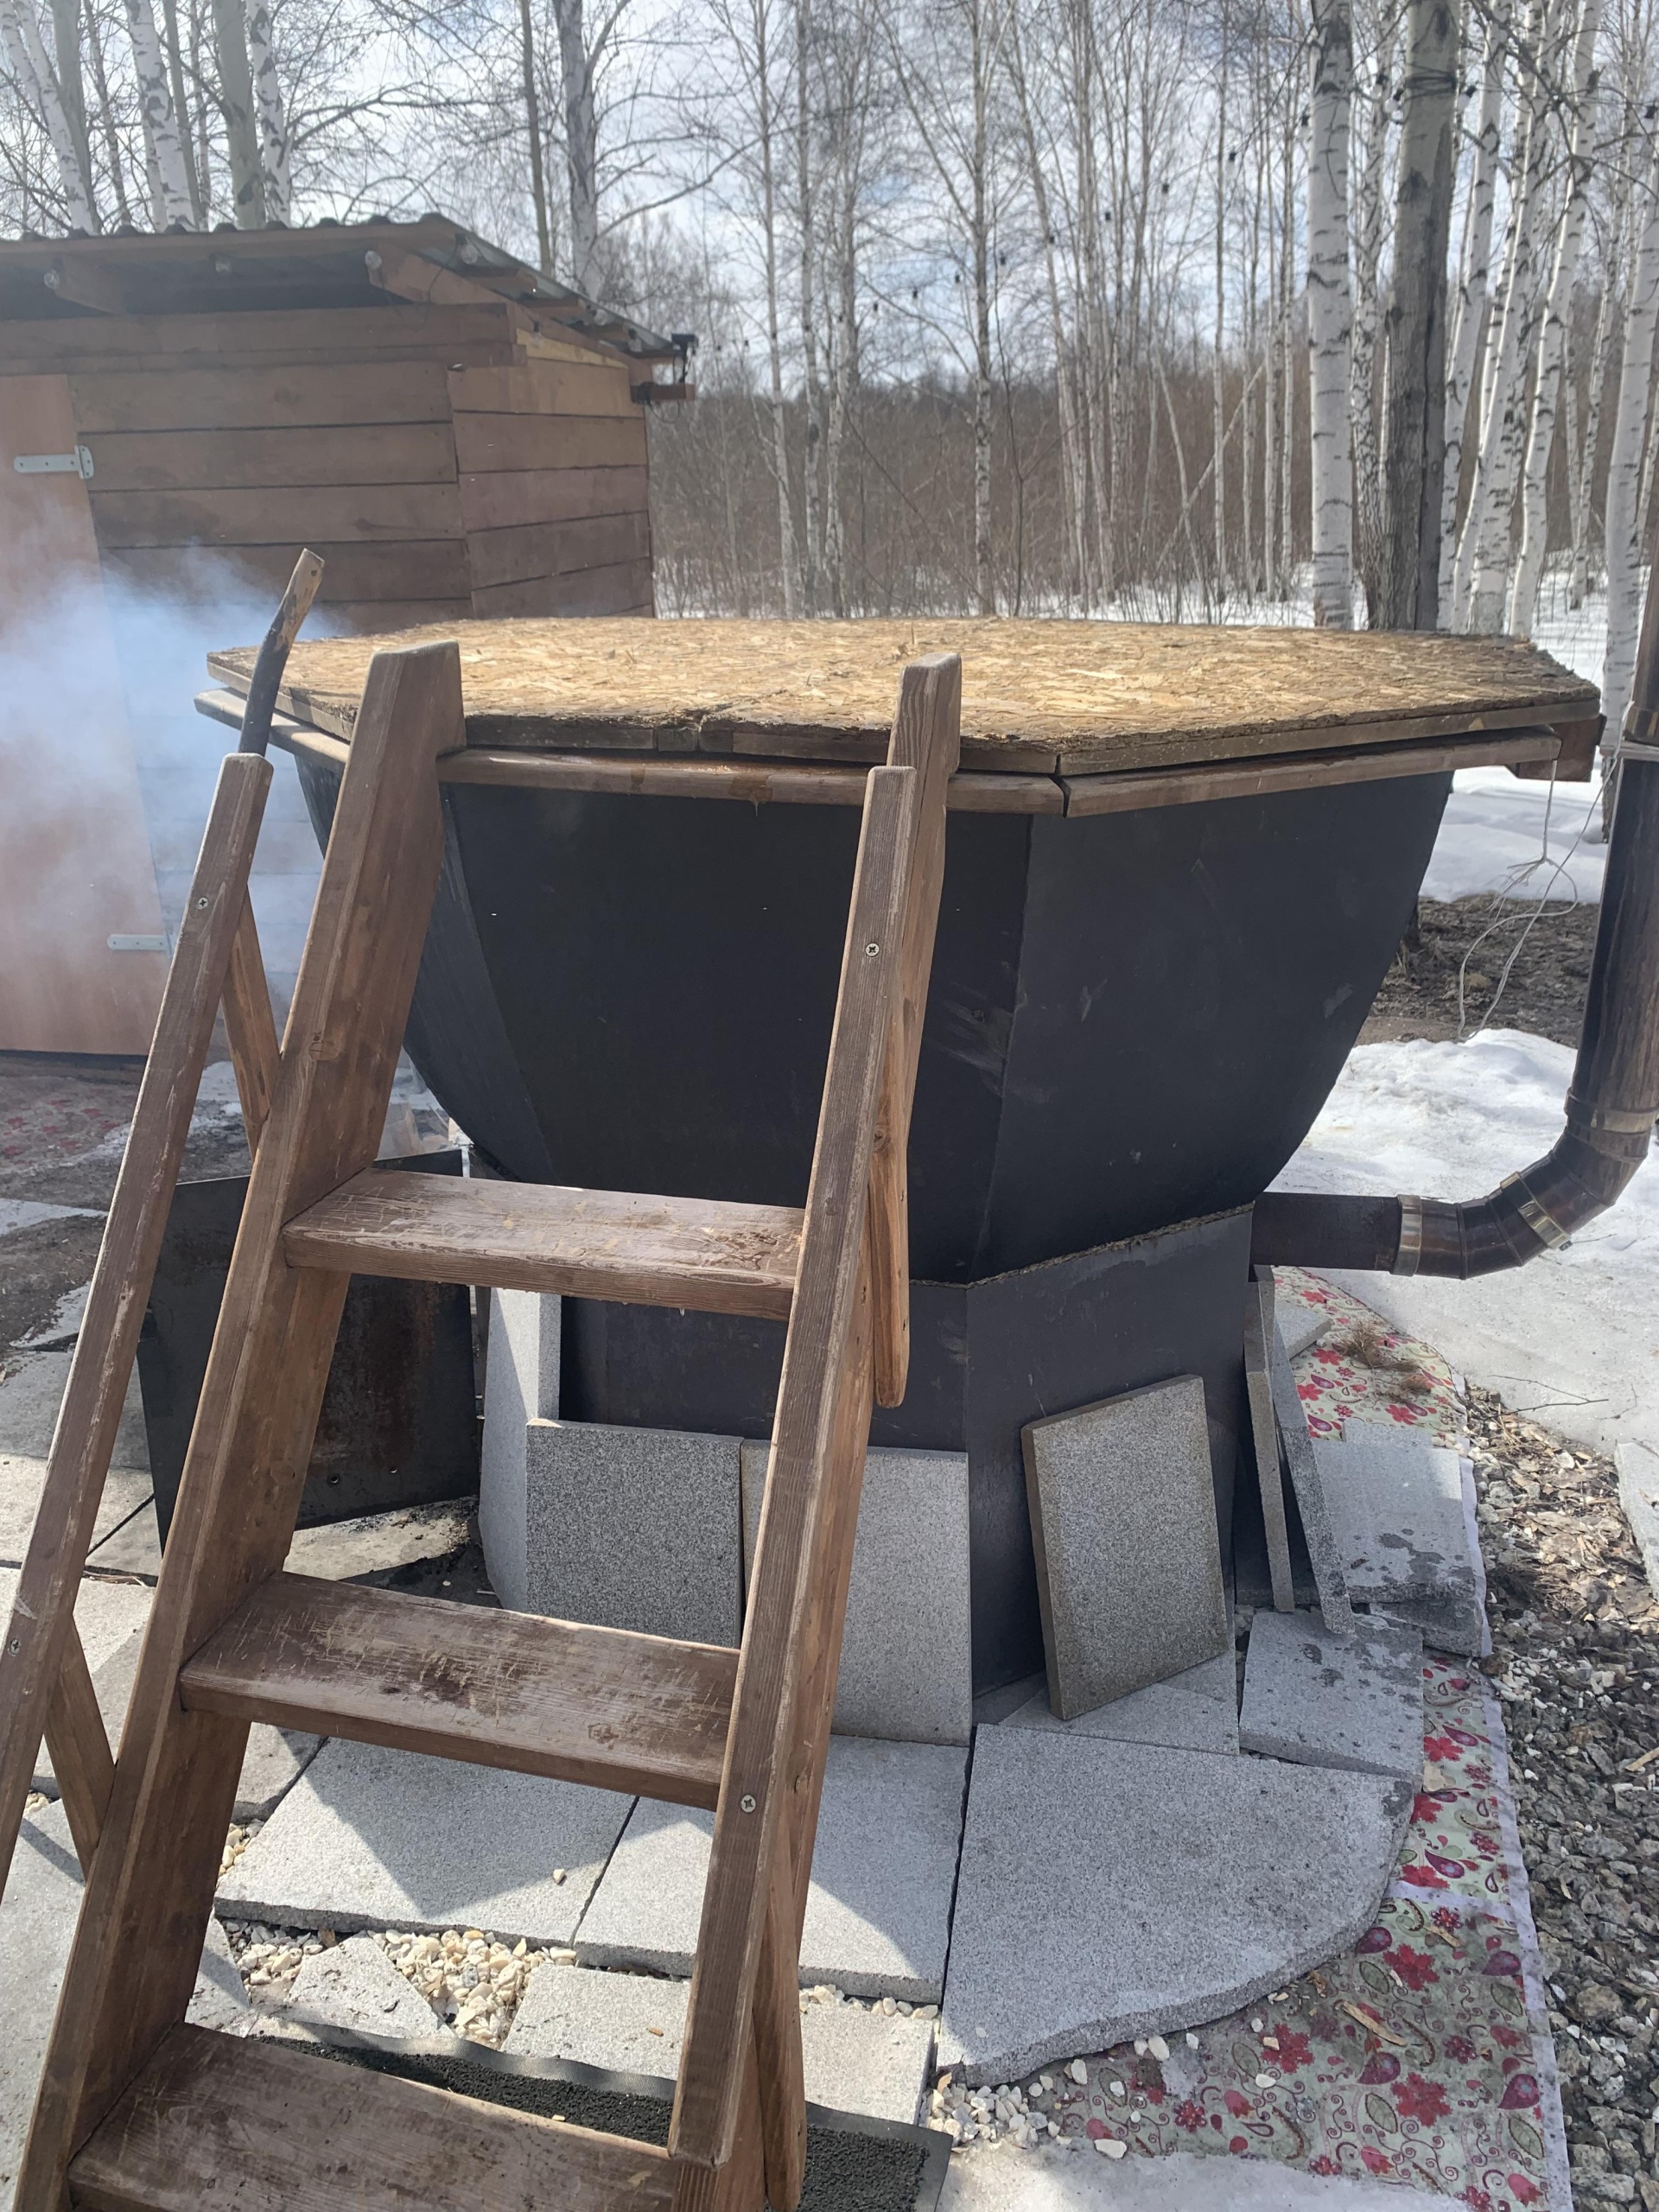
<box><xmin>288</xmin><ymin>1935</ymin><xmax>451</xmax><ymax>2042</ymax></box>
<box><xmin>217</xmin><ymin>1736</ymin><xmax>632</xmax><ymax>1946</ymax></box>
<box><xmin>0</xmin><ymin>1800</ymin><xmax>245</xmax><ymax>2199</ymax></box>
<box><xmin>505</xmin><ymin>1965</ymin><xmax>933</xmax><ymax>2122</ymax></box>
<box><xmin>938</xmin><ymin>1727</ymin><xmax>1414</xmax><ymax>2084</ymax></box>
<box><xmin>1239</xmin><ymin>1608</ymin><xmax>1424</xmax><ymax>1783</ymax></box>
<box><xmin>525</xmin><ymin>1420</ymin><xmax>741</xmax><ymax>1648</ymax></box>
<box><xmin>1266</xmin><ymin>1326</ymin><xmax>1354</xmax><ymax>1637</ymax></box>
<box><xmin>576</xmin><ymin>1737</ymin><xmax>966</xmax><ymax>2001</ymax></box>
<box><xmin>741</xmin><ymin>1441</ymin><xmax>973</xmax><ymax>1746</ymax></box>
<box><xmin>1001</xmin><ymin>1673</ymin><xmax>1238</xmax><ymax>1757</ymax></box>
<box><xmin>284</xmin><ymin>1498</ymin><xmax>475</xmax><ymax>1586</ymax></box>
<box><xmin>1313</xmin><ymin>1425</ymin><xmax>1486</xmax><ymax>1655</ymax></box>
<box><xmin>480</xmin><ymin>1288</ymin><xmax>560</xmax><ymax>1611</ymax></box>
<box><xmin>1021</xmin><ymin>1376</ymin><xmax>1228</xmax><ymax>1719</ymax></box>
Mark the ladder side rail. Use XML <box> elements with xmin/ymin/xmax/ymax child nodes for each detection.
<box><xmin>17</xmin><ymin>644</ymin><xmax>459</xmax><ymax>2210</ymax></box>
<box><xmin>868</xmin><ymin>657</ymin><xmax>963</xmax><ymax>1408</ymax></box>
<box><xmin>0</xmin><ymin>753</ymin><xmax>274</xmax><ymax>1893</ymax></box>
<box><xmin>668</xmin><ymin>762</ymin><xmax>919</xmax><ymax>2196</ymax></box>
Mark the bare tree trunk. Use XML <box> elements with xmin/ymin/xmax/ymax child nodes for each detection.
<box><xmin>50</xmin><ymin>0</ymin><xmax>94</xmax><ymax>224</ymax></box>
<box><xmin>1600</xmin><ymin>128</ymin><xmax>1659</xmax><ymax>756</ymax></box>
<box><xmin>211</xmin><ymin>0</ymin><xmax>264</xmax><ymax>225</ymax></box>
<box><xmin>1378</xmin><ymin>0</ymin><xmax>1458</xmax><ymax>627</ymax></box>
<box><xmin>1351</xmin><ymin>20</ymin><xmax>1392</xmax><ymax>620</ymax></box>
<box><xmin>159</xmin><ymin>0</ymin><xmax>201</xmax><ymax>221</ymax></box>
<box><xmin>550</xmin><ymin>0</ymin><xmax>601</xmax><ymax>291</ymax></box>
<box><xmin>969</xmin><ymin>0</ymin><xmax>993</xmax><ymax>615</ymax></box>
<box><xmin>1464</xmin><ymin>0</ymin><xmax>1559</xmax><ymax>630</ymax></box>
<box><xmin>125</xmin><ymin>0</ymin><xmax>194</xmax><ymax>226</ymax></box>
<box><xmin>245</xmin><ymin>0</ymin><xmax>288</xmax><ymax>220</ymax></box>
<box><xmin>1308</xmin><ymin>0</ymin><xmax>1355</xmax><ymax>626</ymax></box>
<box><xmin>1571</xmin><ymin>194</ymin><xmax>1623</xmax><ymax>602</ymax></box>
<box><xmin>1213</xmin><ymin>24</ymin><xmax>1229</xmax><ymax>598</ymax></box>
<box><xmin>517</xmin><ymin>0</ymin><xmax>552</xmax><ymax>271</ymax></box>
<box><xmin>1510</xmin><ymin>0</ymin><xmax>1600</xmax><ymax>632</ymax></box>
<box><xmin>80</xmin><ymin>0</ymin><xmax>132</xmax><ymax>223</ymax></box>
<box><xmin>795</xmin><ymin>0</ymin><xmax>823</xmax><ymax>613</ymax></box>
<box><xmin>1438</xmin><ymin>0</ymin><xmax>1506</xmax><ymax>622</ymax></box>
<box><xmin>3</xmin><ymin>0</ymin><xmax>97</xmax><ymax>229</ymax></box>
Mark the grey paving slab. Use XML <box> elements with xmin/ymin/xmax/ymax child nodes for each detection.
<box><xmin>283</xmin><ymin>1498</ymin><xmax>474</xmax><ymax>1586</ymax></box>
<box><xmin>0</xmin><ymin>1799</ymin><xmax>245</xmax><ymax>2204</ymax></box>
<box><xmin>1268</xmin><ymin>1330</ymin><xmax>1356</xmax><ymax>1637</ymax></box>
<box><xmin>1001</xmin><ymin>1674</ymin><xmax>1238</xmax><ymax>1757</ymax></box>
<box><xmin>4</xmin><ymin>1572</ymin><xmax>316</xmax><ymax>1820</ymax></box>
<box><xmin>1238</xmin><ymin>1608</ymin><xmax>1424</xmax><ymax>1783</ymax></box>
<box><xmin>1022</xmin><ymin>1376</ymin><xmax>1228</xmax><ymax>1719</ymax></box>
<box><xmin>1313</xmin><ymin>1426</ymin><xmax>1486</xmax><ymax>1655</ymax></box>
<box><xmin>288</xmin><ymin>1936</ymin><xmax>453</xmax><ymax>2042</ymax></box>
<box><xmin>0</xmin><ymin>1351</ymin><xmax>146</xmax><ymax>1465</ymax></box>
<box><xmin>217</xmin><ymin>1737</ymin><xmax>633</xmax><ymax>1946</ymax></box>
<box><xmin>741</xmin><ymin>1440</ymin><xmax>973</xmax><ymax>1745</ymax></box>
<box><xmin>938</xmin><ymin>1728</ymin><xmax>1414</xmax><ymax>2085</ymax></box>
<box><xmin>504</xmin><ymin>1966</ymin><xmax>935</xmax><ymax>2124</ymax></box>
<box><xmin>1243</xmin><ymin>1281</ymin><xmax>1295</xmax><ymax>1611</ymax></box>
<box><xmin>972</xmin><ymin>1673</ymin><xmax>1046</xmax><ymax>1726</ymax></box>
<box><xmin>576</xmin><ymin>1737</ymin><xmax>967</xmax><ymax>2001</ymax></box>
<box><xmin>525</xmin><ymin>1420</ymin><xmax>741</xmax><ymax>1647</ymax></box>
<box><xmin>480</xmin><ymin>1288</ymin><xmax>561</xmax><ymax>1611</ymax></box>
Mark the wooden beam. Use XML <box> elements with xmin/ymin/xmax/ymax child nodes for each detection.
<box><xmin>42</xmin><ymin>257</ymin><xmax>125</xmax><ymax>314</ymax></box>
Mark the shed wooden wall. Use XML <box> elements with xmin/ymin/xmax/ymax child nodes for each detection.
<box><xmin>0</xmin><ymin>302</ymin><xmax>653</xmax><ymax>633</ymax></box>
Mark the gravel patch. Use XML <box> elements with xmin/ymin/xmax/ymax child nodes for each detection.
<box><xmin>1469</xmin><ymin>1381</ymin><xmax>1659</xmax><ymax>2208</ymax></box>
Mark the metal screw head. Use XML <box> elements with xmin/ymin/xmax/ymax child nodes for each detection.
<box><xmin>740</xmin><ymin>1793</ymin><xmax>757</xmax><ymax>1814</ymax></box>
<box><xmin>7</xmin><ymin>1640</ymin><xmax>18</xmax><ymax>1655</ymax></box>
<box><xmin>195</xmin><ymin>896</ymin><xmax>210</xmax><ymax>910</ymax></box>
<box><xmin>864</xmin><ymin>942</ymin><xmax>880</xmax><ymax>957</ymax></box>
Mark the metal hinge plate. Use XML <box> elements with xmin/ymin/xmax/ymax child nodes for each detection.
<box><xmin>107</xmin><ymin>934</ymin><xmax>170</xmax><ymax>953</ymax></box>
<box><xmin>14</xmin><ymin>446</ymin><xmax>93</xmax><ymax>480</ymax></box>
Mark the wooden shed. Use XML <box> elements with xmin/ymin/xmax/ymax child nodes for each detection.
<box><xmin>0</xmin><ymin>217</ymin><xmax>683</xmax><ymax>1054</ymax></box>
<box><xmin>0</xmin><ymin>215</ymin><xmax>683</xmax><ymax>629</ymax></box>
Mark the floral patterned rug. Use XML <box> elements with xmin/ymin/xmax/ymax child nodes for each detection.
<box><xmin>1030</xmin><ymin>1274</ymin><xmax>1572</xmax><ymax>2209</ymax></box>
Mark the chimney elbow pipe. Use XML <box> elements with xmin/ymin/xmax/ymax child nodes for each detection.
<box><xmin>1252</xmin><ymin>741</ymin><xmax>1659</xmax><ymax>1281</ymax></box>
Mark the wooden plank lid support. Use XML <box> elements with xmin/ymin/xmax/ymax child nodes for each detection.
<box><xmin>18</xmin><ymin>638</ymin><xmax>962</xmax><ymax>2212</ymax></box>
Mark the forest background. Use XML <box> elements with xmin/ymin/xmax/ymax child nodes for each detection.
<box><xmin>1</xmin><ymin>0</ymin><xmax>1654</xmax><ymax>735</ymax></box>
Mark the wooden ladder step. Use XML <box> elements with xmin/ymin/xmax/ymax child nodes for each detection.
<box><xmin>284</xmin><ymin>1168</ymin><xmax>803</xmax><ymax>1319</ymax></box>
<box><xmin>68</xmin><ymin>2021</ymin><xmax>676</xmax><ymax>2211</ymax></box>
<box><xmin>180</xmin><ymin>1574</ymin><xmax>737</xmax><ymax>1807</ymax></box>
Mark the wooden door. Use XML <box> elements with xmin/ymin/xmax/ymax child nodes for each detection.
<box><xmin>0</xmin><ymin>374</ymin><xmax>168</xmax><ymax>1054</ymax></box>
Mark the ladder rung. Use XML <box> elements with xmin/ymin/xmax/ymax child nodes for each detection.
<box><xmin>68</xmin><ymin>2022</ymin><xmax>676</xmax><ymax>2211</ymax></box>
<box><xmin>283</xmin><ymin>1168</ymin><xmax>802</xmax><ymax>1319</ymax></box>
<box><xmin>179</xmin><ymin>1574</ymin><xmax>736</xmax><ymax>1808</ymax></box>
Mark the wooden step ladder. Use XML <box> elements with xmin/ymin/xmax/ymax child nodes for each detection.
<box><xmin>20</xmin><ymin>634</ymin><xmax>962</xmax><ymax>2212</ymax></box>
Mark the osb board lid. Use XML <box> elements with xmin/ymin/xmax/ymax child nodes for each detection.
<box><xmin>206</xmin><ymin>617</ymin><xmax>1599</xmax><ymax>776</ymax></box>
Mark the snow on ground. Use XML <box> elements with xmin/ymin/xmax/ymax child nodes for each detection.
<box><xmin>1276</xmin><ymin>1030</ymin><xmax>1659</xmax><ymax>1473</ymax></box>
<box><xmin>1421</xmin><ymin>766</ymin><xmax>1606</xmax><ymax>903</ymax></box>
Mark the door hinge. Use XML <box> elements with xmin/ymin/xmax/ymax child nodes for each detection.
<box><xmin>14</xmin><ymin>446</ymin><xmax>93</xmax><ymax>480</ymax></box>
<box><xmin>107</xmin><ymin>934</ymin><xmax>170</xmax><ymax>953</ymax></box>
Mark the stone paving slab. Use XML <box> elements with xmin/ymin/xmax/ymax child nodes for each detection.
<box><xmin>1022</xmin><ymin>1377</ymin><xmax>1228</xmax><ymax>1719</ymax></box>
<box><xmin>1267</xmin><ymin>1325</ymin><xmax>1354</xmax><ymax>1637</ymax></box>
<box><xmin>1001</xmin><ymin>1676</ymin><xmax>1238</xmax><ymax>1757</ymax></box>
<box><xmin>0</xmin><ymin>1798</ymin><xmax>246</xmax><ymax>2202</ymax></box>
<box><xmin>480</xmin><ymin>1287</ymin><xmax>561</xmax><ymax>1611</ymax></box>
<box><xmin>1313</xmin><ymin>1426</ymin><xmax>1471</xmax><ymax>1604</ymax></box>
<box><xmin>575</xmin><ymin>1738</ymin><xmax>967</xmax><ymax>2001</ymax></box>
<box><xmin>525</xmin><ymin>1420</ymin><xmax>741</xmax><ymax>1648</ymax></box>
<box><xmin>939</xmin><ymin>1729</ymin><xmax>1414</xmax><ymax>2084</ymax></box>
<box><xmin>288</xmin><ymin>1935</ymin><xmax>453</xmax><ymax>2043</ymax></box>
<box><xmin>1238</xmin><ymin>1608</ymin><xmax>1424</xmax><ymax>1783</ymax></box>
<box><xmin>217</xmin><ymin>1737</ymin><xmax>633</xmax><ymax>1945</ymax></box>
<box><xmin>504</xmin><ymin>1965</ymin><xmax>935</xmax><ymax>2125</ymax></box>
<box><xmin>741</xmin><ymin>1440</ymin><xmax>973</xmax><ymax>1745</ymax></box>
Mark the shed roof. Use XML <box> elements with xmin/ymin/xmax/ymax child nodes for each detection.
<box><xmin>207</xmin><ymin>615</ymin><xmax>1599</xmax><ymax>779</ymax></box>
<box><xmin>0</xmin><ymin>214</ymin><xmax>680</xmax><ymax>362</ymax></box>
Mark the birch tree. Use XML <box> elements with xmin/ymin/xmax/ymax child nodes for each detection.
<box><xmin>246</xmin><ymin>0</ymin><xmax>291</xmax><ymax>222</ymax></box>
<box><xmin>211</xmin><ymin>0</ymin><xmax>264</xmax><ymax>222</ymax></box>
<box><xmin>1569</xmin><ymin>193</ymin><xmax>1624</xmax><ymax>601</ymax></box>
<box><xmin>1510</xmin><ymin>0</ymin><xmax>1603</xmax><ymax>632</ymax></box>
<box><xmin>1603</xmin><ymin>124</ymin><xmax>1659</xmax><ymax>746</ymax></box>
<box><xmin>1</xmin><ymin>0</ymin><xmax>96</xmax><ymax>229</ymax></box>
<box><xmin>552</xmin><ymin>0</ymin><xmax>602</xmax><ymax>291</ymax></box>
<box><xmin>1308</xmin><ymin>0</ymin><xmax>1356</xmax><ymax>626</ymax></box>
<box><xmin>125</xmin><ymin>0</ymin><xmax>193</xmax><ymax>226</ymax></box>
<box><xmin>1438</xmin><ymin>3</ymin><xmax>1507</xmax><ymax>623</ymax></box>
<box><xmin>1350</xmin><ymin>22</ymin><xmax>1392</xmax><ymax>618</ymax></box>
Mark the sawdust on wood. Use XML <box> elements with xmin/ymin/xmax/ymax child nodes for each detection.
<box><xmin>207</xmin><ymin>617</ymin><xmax>1597</xmax><ymax>777</ymax></box>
